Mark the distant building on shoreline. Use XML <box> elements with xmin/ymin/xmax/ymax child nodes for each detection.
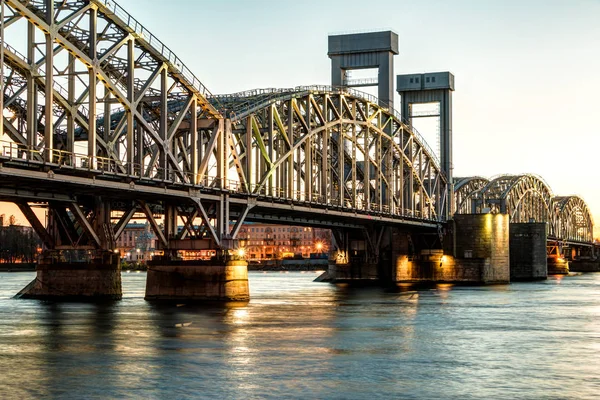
<box><xmin>115</xmin><ymin>222</ymin><xmax>331</xmax><ymax>263</ymax></box>
<box><xmin>238</xmin><ymin>224</ymin><xmax>330</xmax><ymax>260</ymax></box>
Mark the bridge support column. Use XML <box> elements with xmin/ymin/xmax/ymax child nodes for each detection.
<box><xmin>546</xmin><ymin>241</ymin><xmax>569</xmax><ymax>275</ymax></box>
<box><xmin>567</xmin><ymin>245</ymin><xmax>600</xmax><ymax>272</ymax></box>
<box><xmin>145</xmin><ymin>257</ymin><xmax>249</xmax><ymax>302</ymax></box>
<box><xmin>15</xmin><ymin>199</ymin><xmax>123</xmax><ymax>300</ymax></box>
<box><xmin>16</xmin><ymin>250</ymin><xmax>122</xmax><ymax>300</ymax></box>
<box><xmin>141</xmin><ymin>196</ymin><xmax>251</xmax><ymax>302</ymax></box>
<box><xmin>326</xmin><ymin>228</ymin><xmax>380</xmax><ymax>283</ymax></box>
<box><xmin>569</xmin><ymin>259</ymin><xmax>600</xmax><ymax>272</ymax></box>
<box><xmin>547</xmin><ymin>256</ymin><xmax>569</xmax><ymax>275</ymax></box>
<box><xmin>393</xmin><ymin>214</ymin><xmax>510</xmax><ymax>284</ymax></box>
<box><xmin>509</xmin><ymin>223</ymin><xmax>547</xmax><ymax>280</ymax></box>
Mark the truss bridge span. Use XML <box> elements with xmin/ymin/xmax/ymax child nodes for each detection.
<box><xmin>2</xmin><ymin>0</ymin><xmax>599</xmax><ymax>301</ymax></box>
<box><xmin>0</xmin><ymin>0</ymin><xmax>450</xmax><ymax>263</ymax></box>
<box><xmin>454</xmin><ymin>174</ymin><xmax>594</xmax><ymax>246</ymax></box>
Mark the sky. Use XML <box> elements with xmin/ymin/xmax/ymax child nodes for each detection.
<box><xmin>3</xmin><ymin>0</ymin><xmax>600</xmax><ymax>237</ymax></box>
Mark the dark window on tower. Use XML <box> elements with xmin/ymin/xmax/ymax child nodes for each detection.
<box><xmin>409</xmin><ymin>78</ymin><xmax>413</xmax><ymax>83</ymax></box>
<box><xmin>415</xmin><ymin>78</ymin><xmax>419</xmax><ymax>83</ymax></box>
<box><xmin>426</xmin><ymin>77</ymin><xmax>430</xmax><ymax>83</ymax></box>
<box><xmin>432</xmin><ymin>76</ymin><xmax>436</xmax><ymax>82</ymax></box>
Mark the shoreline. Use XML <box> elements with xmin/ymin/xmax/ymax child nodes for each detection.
<box><xmin>0</xmin><ymin>263</ymin><xmax>36</xmax><ymax>272</ymax></box>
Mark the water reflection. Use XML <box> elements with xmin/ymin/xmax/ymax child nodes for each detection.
<box><xmin>1</xmin><ymin>272</ymin><xmax>600</xmax><ymax>399</ymax></box>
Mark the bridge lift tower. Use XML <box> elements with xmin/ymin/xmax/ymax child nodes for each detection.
<box><xmin>328</xmin><ymin>30</ymin><xmax>399</xmax><ymax>108</ymax></box>
<box><xmin>397</xmin><ymin>72</ymin><xmax>455</xmax><ymax>217</ymax></box>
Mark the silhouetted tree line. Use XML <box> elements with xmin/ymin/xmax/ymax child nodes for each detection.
<box><xmin>0</xmin><ymin>215</ymin><xmax>42</xmax><ymax>263</ymax></box>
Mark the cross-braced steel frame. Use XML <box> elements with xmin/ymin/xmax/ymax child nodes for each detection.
<box><xmin>454</xmin><ymin>174</ymin><xmax>594</xmax><ymax>244</ymax></box>
<box><xmin>453</xmin><ymin>176</ymin><xmax>489</xmax><ymax>214</ymax></box>
<box><xmin>1</xmin><ymin>0</ymin><xmax>219</xmax><ymax>176</ymax></box>
<box><xmin>465</xmin><ymin>174</ymin><xmax>553</xmax><ymax>225</ymax></box>
<box><xmin>553</xmin><ymin>196</ymin><xmax>593</xmax><ymax>243</ymax></box>
<box><xmin>217</xmin><ymin>86</ymin><xmax>448</xmax><ymax>221</ymax></box>
<box><xmin>0</xmin><ymin>0</ymin><xmax>446</xmax><ymax>256</ymax></box>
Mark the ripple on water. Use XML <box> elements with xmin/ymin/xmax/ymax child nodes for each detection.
<box><xmin>0</xmin><ymin>271</ymin><xmax>600</xmax><ymax>399</ymax></box>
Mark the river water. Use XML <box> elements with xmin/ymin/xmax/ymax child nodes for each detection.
<box><xmin>0</xmin><ymin>271</ymin><xmax>599</xmax><ymax>399</ymax></box>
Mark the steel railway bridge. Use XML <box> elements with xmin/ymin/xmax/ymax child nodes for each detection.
<box><xmin>0</xmin><ymin>0</ymin><xmax>596</xmax><ymax>299</ymax></box>
<box><xmin>0</xmin><ymin>0</ymin><xmax>448</xmax><ymax>256</ymax></box>
<box><xmin>454</xmin><ymin>175</ymin><xmax>594</xmax><ymax>246</ymax></box>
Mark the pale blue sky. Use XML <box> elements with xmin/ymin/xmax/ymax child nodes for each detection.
<box><xmin>116</xmin><ymin>0</ymin><xmax>600</xmax><ymax>228</ymax></box>
<box><xmin>1</xmin><ymin>0</ymin><xmax>598</xmax><ymax>233</ymax></box>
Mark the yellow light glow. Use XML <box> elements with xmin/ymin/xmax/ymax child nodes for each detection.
<box><xmin>3</xmin><ymin>109</ymin><xmax>15</xmax><ymax>119</ymax></box>
<box><xmin>237</xmin><ymin>248</ymin><xmax>246</xmax><ymax>258</ymax></box>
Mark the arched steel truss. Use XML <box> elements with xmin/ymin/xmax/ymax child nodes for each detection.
<box><xmin>476</xmin><ymin>174</ymin><xmax>553</xmax><ymax>225</ymax></box>
<box><xmin>453</xmin><ymin>176</ymin><xmax>489</xmax><ymax>214</ymax></box>
<box><xmin>454</xmin><ymin>174</ymin><xmax>594</xmax><ymax>243</ymax></box>
<box><xmin>0</xmin><ymin>0</ymin><xmax>448</xmax><ymax>255</ymax></box>
<box><xmin>1</xmin><ymin>0</ymin><xmax>220</xmax><ymax>180</ymax></box>
<box><xmin>216</xmin><ymin>86</ymin><xmax>448</xmax><ymax>220</ymax></box>
<box><xmin>553</xmin><ymin>196</ymin><xmax>594</xmax><ymax>243</ymax></box>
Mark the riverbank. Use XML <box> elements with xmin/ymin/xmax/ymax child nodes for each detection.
<box><xmin>248</xmin><ymin>259</ymin><xmax>328</xmax><ymax>271</ymax></box>
<box><xmin>0</xmin><ymin>260</ymin><xmax>328</xmax><ymax>272</ymax></box>
<box><xmin>0</xmin><ymin>263</ymin><xmax>36</xmax><ymax>272</ymax></box>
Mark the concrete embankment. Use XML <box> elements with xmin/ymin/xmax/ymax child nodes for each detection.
<box><xmin>248</xmin><ymin>259</ymin><xmax>328</xmax><ymax>271</ymax></box>
<box><xmin>0</xmin><ymin>263</ymin><xmax>36</xmax><ymax>272</ymax></box>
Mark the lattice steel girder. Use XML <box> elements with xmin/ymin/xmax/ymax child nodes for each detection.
<box><xmin>225</xmin><ymin>89</ymin><xmax>447</xmax><ymax>221</ymax></box>
<box><xmin>2</xmin><ymin>3</ymin><xmax>449</xmax><ymax>253</ymax></box>
<box><xmin>454</xmin><ymin>174</ymin><xmax>596</xmax><ymax>244</ymax></box>
<box><xmin>470</xmin><ymin>174</ymin><xmax>554</xmax><ymax>227</ymax></box>
<box><xmin>3</xmin><ymin>0</ymin><xmax>222</xmax><ymax>181</ymax></box>
<box><xmin>453</xmin><ymin>176</ymin><xmax>489</xmax><ymax>214</ymax></box>
<box><xmin>553</xmin><ymin>196</ymin><xmax>594</xmax><ymax>243</ymax></box>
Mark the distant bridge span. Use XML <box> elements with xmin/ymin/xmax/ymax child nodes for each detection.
<box><xmin>454</xmin><ymin>174</ymin><xmax>594</xmax><ymax>246</ymax></box>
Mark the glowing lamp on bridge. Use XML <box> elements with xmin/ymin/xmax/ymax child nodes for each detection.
<box><xmin>236</xmin><ymin>248</ymin><xmax>246</xmax><ymax>258</ymax></box>
<box><xmin>3</xmin><ymin>109</ymin><xmax>15</xmax><ymax>119</ymax></box>
<box><xmin>316</xmin><ymin>242</ymin><xmax>324</xmax><ymax>252</ymax></box>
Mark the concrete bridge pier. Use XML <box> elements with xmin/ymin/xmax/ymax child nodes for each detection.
<box><xmin>16</xmin><ymin>250</ymin><xmax>122</xmax><ymax>301</ymax></box>
<box><xmin>16</xmin><ymin>199</ymin><xmax>123</xmax><ymax>300</ymax></box>
<box><xmin>145</xmin><ymin>253</ymin><xmax>249</xmax><ymax>302</ymax></box>
<box><xmin>392</xmin><ymin>214</ymin><xmax>510</xmax><ymax>285</ymax></box>
<box><xmin>327</xmin><ymin>228</ymin><xmax>380</xmax><ymax>283</ymax></box>
<box><xmin>547</xmin><ymin>255</ymin><xmax>569</xmax><ymax>275</ymax></box>
<box><xmin>137</xmin><ymin>198</ymin><xmax>250</xmax><ymax>301</ymax></box>
<box><xmin>326</xmin><ymin>214</ymin><xmax>511</xmax><ymax>286</ymax></box>
<box><xmin>509</xmin><ymin>223</ymin><xmax>547</xmax><ymax>280</ymax></box>
<box><xmin>567</xmin><ymin>245</ymin><xmax>600</xmax><ymax>272</ymax></box>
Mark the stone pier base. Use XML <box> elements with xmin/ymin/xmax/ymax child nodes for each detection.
<box><xmin>327</xmin><ymin>262</ymin><xmax>378</xmax><ymax>282</ymax></box>
<box><xmin>394</xmin><ymin>253</ymin><xmax>510</xmax><ymax>284</ymax></box>
<box><xmin>16</xmin><ymin>262</ymin><xmax>122</xmax><ymax>300</ymax></box>
<box><xmin>509</xmin><ymin>223</ymin><xmax>547</xmax><ymax>281</ymax></box>
<box><xmin>547</xmin><ymin>257</ymin><xmax>569</xmax><ymax>275</ymax></box>
<box><xmin>145</xmin><ymin>260</ymin><xmax>249</xmax><ymax>301</ymax></box>
<box><xmin>394</xmin><ymin>214</ymin><xmax>510</xmax><ymax>285</ymax></box>
<box><xmin>569</xmin><ymin>260</ymin><xmax>600</xmax><ymax>272</ymax></box>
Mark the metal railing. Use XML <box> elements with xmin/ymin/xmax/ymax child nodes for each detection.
<box><xmin>94</xmin><ymin>0</ymin><xmax>214</xmax><ymax>103</ymax></box>
<box><xmin>2</xmin><ymin>41</ymin><xmax>90</xmax><ymax>119</ymax></box>
<box><xmin>216</xmin><ymin>85</ymin><xmax>441</xmax><ymax>166</ymax></box>
<box><xmin>342</xmin><ymin>78</ymin><xmax>378</xmax><ymax>87</ymax></box>
<box><xmin>328</xmin><ymin>28</ymin><xmax>398</xmax><ymax>36</ymax></box>
<box><xmin>0</xmin><ymin>139</ymin><xmax>442</xmax><ymax>222</ymax></box>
